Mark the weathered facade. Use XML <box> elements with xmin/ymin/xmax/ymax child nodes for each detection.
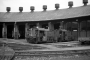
<box><xmin>0</xmin><ymin>0</ymin><xmax>90</xmax><ymax>42</ymax></box>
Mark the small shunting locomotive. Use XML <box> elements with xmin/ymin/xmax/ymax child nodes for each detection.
<box><xmin>26</xmin><ymin>27</ymin><xmax>70</xmax><ymax>44</ymax></box>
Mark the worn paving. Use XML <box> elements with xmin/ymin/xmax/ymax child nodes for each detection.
<box><xmin>0</xmin><ymin>38</ymin><xmax>90</xmax><ymax>60</ymax></box>
<box><xmin>0</xmin><ymin>38</ymin><xmax>90</xmax><ymax>51</ymax></box>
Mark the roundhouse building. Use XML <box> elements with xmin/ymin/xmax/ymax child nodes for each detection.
<box><xmin>0</xmin><ymin>0</ymin><xmax>90</xmax><ymax>42</ymax></box>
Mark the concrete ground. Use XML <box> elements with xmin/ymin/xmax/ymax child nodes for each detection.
<box><xmin>0</xmin><ymin>38</ymin><xmax>90</xmax><ymax>60</ymax></box>
<box><xmin>0</xmin><ymin>38</ymin><xmax>90</xmax><ymax>51</ymax></box>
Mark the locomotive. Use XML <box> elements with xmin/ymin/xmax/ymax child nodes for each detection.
<box><xmin>26</xmin><ymin>27</ymin><xmax>71</xmax><ymax>44</ymax></box>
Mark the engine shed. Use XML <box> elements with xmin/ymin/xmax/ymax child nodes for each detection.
<box><xmin>0</xmin><ymin>0</ymin><xmax>90</xmax><ymax>43</ymax></box>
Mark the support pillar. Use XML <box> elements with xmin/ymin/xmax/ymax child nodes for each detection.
<box><xmin>36</xmin><ymin>23</ymin><xmax>40</xmax><ymax>42</ymax></box>
<box><xmin>25</xmin><ymin>23</ymin><xmax>29</xmax><ymax>39</ymax></box>
<box><xmin>65</xmin><ymin>22</ymin><xmax>67</xmax><ymax>30</ymax></box>
<box><xmin>86</xmin><ymin>20</ymin><xmax>87</xmax><ymax>37</ymax></box>
<box><xmin>37</xmin><ymin>23</ymin><xmax>42</xmax><ymax>28</ymax></box>
<box><xmin>63</xmin><ymin>22</ymin><xmax>66</xmax><ymax>29</ymax></box>
<box><xmin>60</xmin><ymin>21</ymin><xmax>64</xmax><ymax>29</ymax></box>
<box><xmin>78</xmin><ymin>21</ymin><xmax>80</xmax><ymax>37</ymax></box>
<box><xmin>71</xmin><ymin>21</ymin><xmax>72</xmax><ymax>35</ymax></box>
<box><xmin>37</xmin><ymin>23</ymin><xmax>41</xmax><ymax>28</ymax></box>
<box><xmin>13</xmin><ymin>23</ymin><xmax>19</xmax><ymax>39</ymax></box>
<box><xmin>48</xmin><ymin>22</ymin><xmax>54</xmax><ymax>31</ymax></box>
<box><xmin>80</xmin><ymin>21</ymin><xmax>82</xmax><ymax>37</ymax></box>
<box><xmin>59</xmin><ymin>21</ymin><xmax>64</xmax><ymax>41</ymax></box>
<box><xmin>2</xmin><ymin>23</ymin><xmax>7</xmax><ymax>39</ymax></box>
<box><xmin>76</xmin><ymin>20</ymin><xmax>78</xmax><ymax>41</ymax></box>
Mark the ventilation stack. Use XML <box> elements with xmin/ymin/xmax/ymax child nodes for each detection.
<box><xmin>68</xmin><ymin>1</ymin><xmax>73</xmax><ymax>8</ymax></box>
<box><xmin>43</xmin><ymin>5</ymin><xmax>47</xmax><ymax>11</ymax></box>
<box><xmin>30</xmin><ymin>6</ymin><xmax>35</xmax><ymax>12</ymax></box>
<box><xmin>19</xmin><ymin>7</ymin><xmax>23</xmax><ymax>12</ymax></box>
<box><xmin>83</xmin><ymin>0</ymin><xmax>88</xmax><ymax>6</ymax></box>
<box><xmin>6</xmin><ymin>7</ymin><xmax>11</xmax><ymax>12</ymax></box>
<box><xmin>55</xmin><ymin>3</ymin><xmax>59</xmax><ymax>10</ymax></box>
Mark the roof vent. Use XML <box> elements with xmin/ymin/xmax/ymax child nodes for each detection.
<box><xmin>30</xmin><ymin>6</ymin><xmax>35</xmax><ymax>12</ymax></box>
<box><xmin>83</xmin><ymin>0</ymin><xmax>88</xmax><ymax>6</ymax></box>
<box><xmin>19</xmin><ymin>7</ymin><xmax>23</xmax><ymax>12</ymax></box>
<box><xmin>68</xmin><ymin>1</ymin><xmax>73</xmax><ymax>8</ymax></box>
<box><xmin>55</xmin><ymin>3</ymin><xmax>59</xmax><ymax>10</ymax></box>
<box><xmin>43</xmin><ymin>5</ymin><xmax>47</xmax><ymax>11</ymax></box>
<box><xmin>6</xmin><ymin>7</ymin><xmax>11</xmax><ymax>12</ymax></box>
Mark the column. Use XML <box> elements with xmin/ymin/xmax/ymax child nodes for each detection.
<box><xmin>37</xmin><ymin>23</ymin><xmax>41</xmax><ymax>28</ymax></box>
<box><xmin>25</xmin><ymin>23</ymin><xmax>29</xmax><ymax>39</ymax></box>
<box><xmin>65</xmin><ymin>22</ymin><xmax>67</xmax><ymax>30</ymax></box>
<box><xmin>80</xmin><ymin>21</ymin><xmax>82</xmax><ymax>37</ymax></box>
<box><xmin>48</xmin><ymin>22</ymin><xmax>54</xmax><ymax>31</ymax></box>
<box><xmin>59</xmin><ymin>21</ymin><xmax>64</xmax><ymax>41</ymax></box>
<box><xmin>63</xmin><ymin>22</ymin><xmax>66</xmax><ymax>29</ymax></box>
<box><xmin>36</xmin><ymin>23</ymin><xmax>40</xmax><ymax>42</ymax></box>
<box><xmin>37</xmin><ymin>23</ymin><xmax>42</xmax><ymax>28</ymax></box>
<box><xmin>86</xmin><ymin>20</ymin><xmax>87</xmax><ymax>37</ymax></box>
<box><xmin>71</xmin><ymin>21</ymin><xmax>72</xmax><ymax>35</ymax></box>
<box><xmin>76</xmin><ymin>20</ymin><xmax>78</xmax><ymax>40</ymax></box>
<box><xmin>60</xmin><ymin>21</ymin><xmax>63</xmax><ymax>29</ymax></box>
<box><xmin>13</xmin><ymin>23</ymin><xmax>19</xmax><ymax>39</ymax></box>
<box><xmin>78</xmin><ymin>21</ymin><xmax>80</xmax><ymax>37</ymax></box>
<box><xmin>2</xmin><ymin>23</ymin><xmax>7</xmax><ymax>39</ymax></box>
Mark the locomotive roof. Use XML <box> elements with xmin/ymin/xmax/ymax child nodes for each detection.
<box><xmin>0</xmin><ymin>5</ymin><xmax>90</xmax><ymax>22</ymax></box>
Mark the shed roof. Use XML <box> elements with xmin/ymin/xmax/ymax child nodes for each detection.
<box><xmin>0</xmin><ymin>5</ymin><xmax>90</xmax><ymax>22</ymax></box>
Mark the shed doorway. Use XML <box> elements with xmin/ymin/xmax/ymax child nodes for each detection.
<box><xmin>7</xmin><ymin>25</ymin><xmax>14</xmax><ymax>39</ymax></box>
<box><xmin>18</xmin><ymin>25</ymin><xmax>25</xmax><ymax>39</ymax></box>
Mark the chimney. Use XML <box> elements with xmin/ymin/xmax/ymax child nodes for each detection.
<box><xmin>83</xmin><ymin>0</ymin><xmax>88</xmax><ymax>6</ymax></box>
<box><xmin>43</xmin><ymin>5</ymin><xmax>47</xmax><ymax>11</ymax></box>
<box><xmin>55</xmin><ymin>3</ymin><xmax>59</xmax><ymax>10</ymax></box>
<box><xmin>6</xmin><ymin>7</ymin><xmax>11</xmax><ymax>12</ymax></box>
<box><xmin>68</xmin><ymin>1</ymin><xmax>73</xmax><ymax>8</ymax></box>
<box><xmin>19</xmin><ymin>7</ymin><xmax>23</xmax><ymax>12</ymax></box>
<box><xmin>30</xmin><ymin>6</ymin><xmax>35</xmax><ymax>12</ymax></box>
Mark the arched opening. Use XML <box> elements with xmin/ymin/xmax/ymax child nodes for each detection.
<box><xmin>18</xmin><ymin>25</ymin><xmax>25</xmax><ymax>39</ymax></box>
<box><xmin>7</xmin><ymin>24</ymin><xmax>14</xmax><ymax>39</ymax></box>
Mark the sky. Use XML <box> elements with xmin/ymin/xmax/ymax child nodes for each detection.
<box><xmin>0</xmin><ymin>0</ymin><xmax>90</xmax><ymax>12</ymax></box>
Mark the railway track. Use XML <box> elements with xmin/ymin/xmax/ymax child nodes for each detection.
<box><xmin>6</xmin><ymin>43</ymin><xmax>90</xmax><ymax>60</ymax></box>
<box><xmin>15</xmin><ymin>49</ymin><xmax>90</xmax><ymax>56</ymax></box>
<box><xmin>14</xmin><ymin>50</ymin><xmax>90</xmax><ymax>60</ymax></box>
